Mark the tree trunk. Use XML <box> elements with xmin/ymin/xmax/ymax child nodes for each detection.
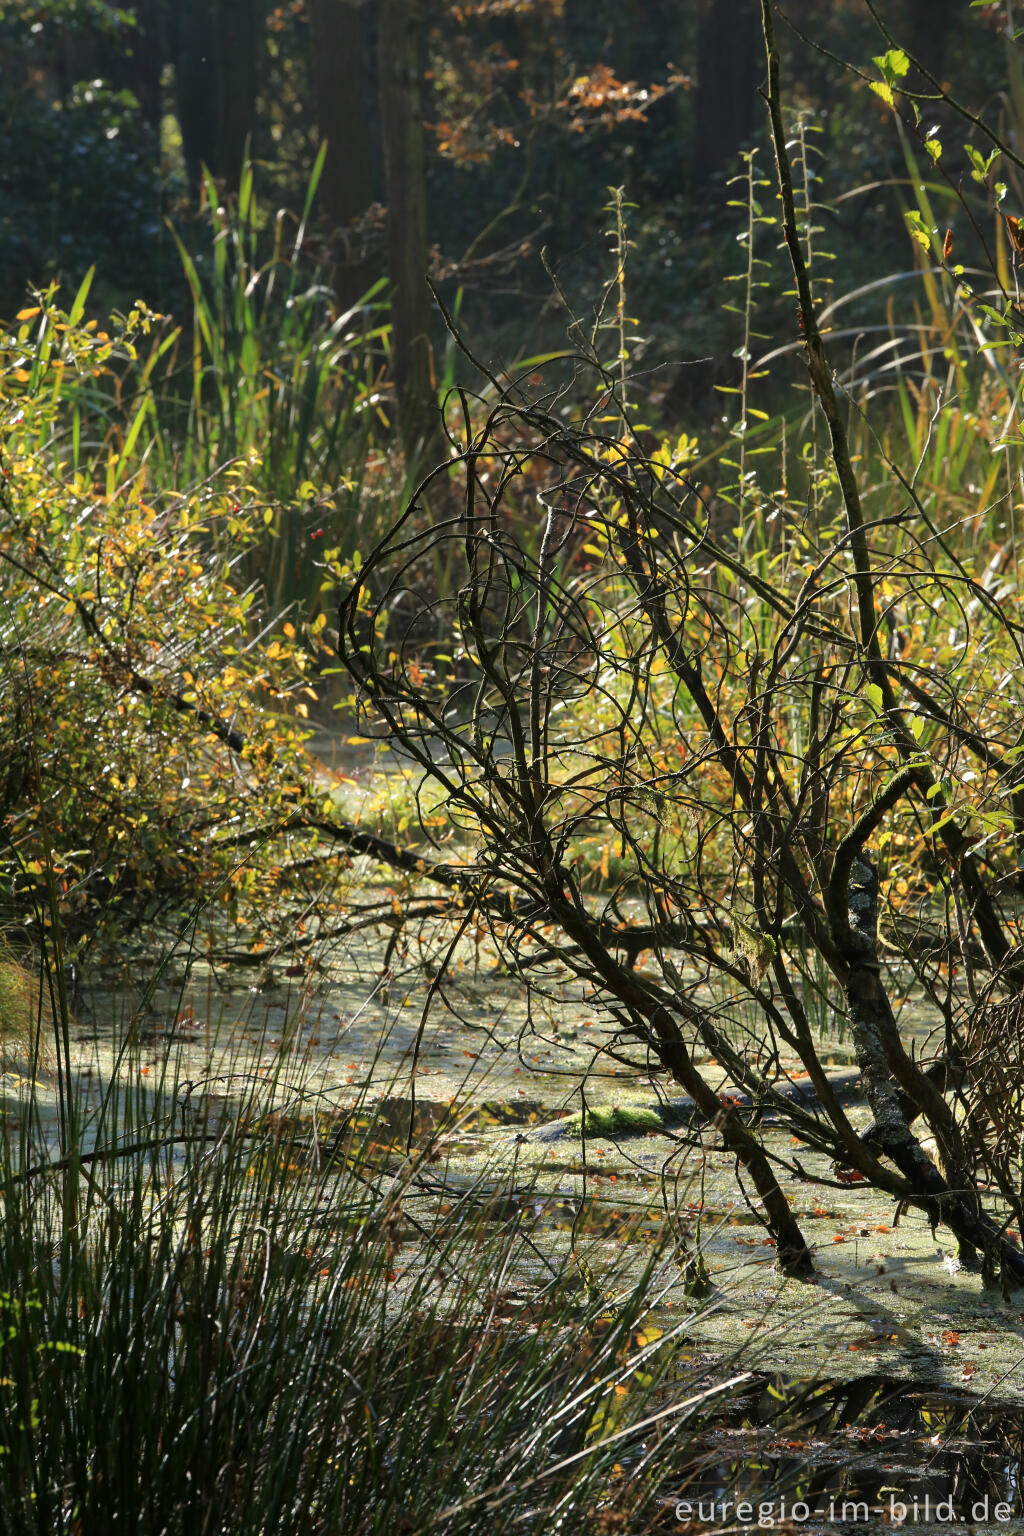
<box><xmin>175</xmin><ymin>0</ymin><xmax>262</xmax><ymax>196</ymax></box>
<box><xmin>214</xmin><ymin>0</ymin><xmax>263</xmax><ymax>190</ymax></box>
<box><xmin>379</xmin><ymin>0</ymin><xmax>440</xmax><ymax>464</ymax></box>
<box><xmin>547</xmin><ymin>892</ymin><xmax>816</xmax><ymax>1278</ymax></box>
<box><xmin>692</xmin><ymin>0</ymin><xmax>761</xmax><ymax>190</ymax></box>
<box><xmin>176</xmin><ymin>0</ymin><xmax>219</xmax><ymax>196</ymax></box>
<box><xmin>904</xmin><ymin>0</ymin><xmax>953</xmax><ymax>81</ymax></box>
<box><xmin>836</xmin><ymin>854</ymin><xmax>1024</xmax><ymax>1286</ymax></box>
<box><xmin>127</xmin><ymin>0</ymin><xmax>166</xmax><ymax>131</ymax></box>
<box><xmin>309</xmin><ymin>0</ymin><xmax>374</xmax><ymax>309</ymax></box>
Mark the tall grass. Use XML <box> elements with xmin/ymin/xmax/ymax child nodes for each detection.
<box><xmin>24</xmin><ymin>157</ymin><xmax>397</xmax><ymax>624</ymax></box>
<box><xmin>169</xmin><ymin>159</ymin><xmax>394</xmax><ymax>614</ymax></box>
<box><xmin>0</xmin><ymin>936</ymin><xmax>751</xmax><ymax>1535</ymax></box>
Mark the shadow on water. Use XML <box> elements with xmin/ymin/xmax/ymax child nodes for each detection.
<box><xmin>263</xmin><ymin>1093</ymin><xmax>563</xmax><ymax>1151</ymax></box>
<box><xmin>668</xmin><ymin>1372</ymin><xmax>1023</xmax><ymax>1529</ymax></box>
<box><xmin>353</xmin><ymin>1093</ymin><xmax>564</xmax><ymax>1141</ymax></box>
<box><xmin>34</xmin><ymin>950</ymin><xmax>1024</xmax><ymax>1525</ymax></box>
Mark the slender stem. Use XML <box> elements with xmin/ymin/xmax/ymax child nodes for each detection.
<box><xmin>760</xmin><ymin>0</ymin><xmax>881</xmax><ymax>677</ymax></box>
<box><xmin>760</xmin><ymin>0</ymin><xmax>1012</xmax><ymax>972</ymax></box>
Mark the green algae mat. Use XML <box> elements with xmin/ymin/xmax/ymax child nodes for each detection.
<box><xmin>4</xmin><ymin>919</ymin><xmax>1019</xmax><ymax>1414</ymax></box>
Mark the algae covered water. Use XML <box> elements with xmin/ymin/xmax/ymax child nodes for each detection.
<box><xmin>4</xmin><ymin>848</ymin><xmax>1024</xmax><ymax>1528</ymax></box>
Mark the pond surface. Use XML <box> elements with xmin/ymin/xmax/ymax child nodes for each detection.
<box><xmin>661</xmin><ymin>1371</ymin><xmax>1024</xmax><ymax>1532</ymax></box>
<box><xmin>3</xmin><ymin>751</ymin><xmax>1024</xmax><ymax>1521</ymax></box>
<box><xmin>5</xmin><ymin>913</ymin><xmax>1016</xmax><ymax>1394</ymax></box>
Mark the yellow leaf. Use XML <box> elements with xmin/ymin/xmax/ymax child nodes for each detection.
<box><xmin>15</xmin><ymin>307</ymin><xmax>41</xmax><ymax>321</ymax></box>
<box><xmin>636</xmin><ymin>1326</ymin><xmax>663</xmax><ymax>1346</ymax></box>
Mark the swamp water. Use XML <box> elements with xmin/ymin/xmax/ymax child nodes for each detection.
<box><xmin>2</xmin><ymin>744</ymin><xmax>1022</xmax><ymax>1528</ymax></box>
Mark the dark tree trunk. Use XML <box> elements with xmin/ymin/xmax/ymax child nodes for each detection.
<box><xmin>309</xmin><ymin>0</ymin><xmax>374</xmax><ymax>309</ymax></box>
<box><xmin>175</xmin><ymin>0</ymin><xmax>262</xmax><ymax>197</ymax></box>
<box><xmin>692</xmin><ymin>0</ymin><xmax>762</xmax><ymax>190</ymax></box>
<box><xmin>379</xmin><ymin>0</ymin><xmax>440</xmax><ymax>463</ymax></box>
<box><xmin>547</xmin><ymin>892</ymin><xmax>816</xmax><ymax>1279</ymax></box>
<box><xmin>834</xmin><ymin>854</ymin><xmax>1024</xmax><ymax>1286</ymax></box>
<box><xmin>176</xmin><ymin>0</ymin><xmax>219</xmax><ymax>195</ymax></box>
<box><xmin>127</xmin><ymin>0</ymin><xmax>166</xmax><ymax>131</ymax></box>
<box><xmin>57</xmin><ymin>0</ymin><xmax>165</xmax><ymax>128</ymax></box>
<box><xmin>214</xmin><ymin>0</ymin><xmax>263</xmax><ymax>189</ymax></box>
<box><xmin>904</xmin><ymin>0</ymin><xmax>953</xmax><ymax>81</ymax></box>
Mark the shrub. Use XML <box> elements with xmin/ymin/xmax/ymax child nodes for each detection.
<box><xmin>0</xmin><ymin>287</ymin><xmax>327</xmax><ymax>956</ymax></box>
<box><xmin>336</xmin><ymin>1</ymin><xmax>1024</xmax><ymax>1286</ymax></box>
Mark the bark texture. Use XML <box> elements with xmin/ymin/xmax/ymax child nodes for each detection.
<box><xmin>309</xmin><ymin>0</ymin><xmax>374</xmax><ymax>308</ymax></box>
<box><xmin>379</xmin><ymin>0</ymin><xmax>440</xmax><ymax>462</ymax></box>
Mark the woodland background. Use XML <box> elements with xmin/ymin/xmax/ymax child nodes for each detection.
<box><xmin>0</xmin><ymin>0</ymin><xmax>986</xmax><ymax>434</ymax></box>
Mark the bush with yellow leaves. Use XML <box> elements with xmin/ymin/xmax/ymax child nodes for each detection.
<box><xmin>0</xmin><ymin>284</ymin><xmax>337</xmax><ymax>958</ymax></box>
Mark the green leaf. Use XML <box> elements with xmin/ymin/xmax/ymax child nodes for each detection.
<box><xmin>904</xmin><ymin>211</ymin><xmax>932</xmax><ymax>252</ymax></box>
<box><xmin>874</xmin><ymin>47</ymin><xmax>909</xmax><ymax>79</ymax></box>
<box><xmin>965</xmin><ymin>143</ymin><xmax>1000</xmax><ymax>183</ymax></box>
<box><xmin>67</xmin><ymin>267</ymin><xmax>95</xmax><ymax>327</ymax></box>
